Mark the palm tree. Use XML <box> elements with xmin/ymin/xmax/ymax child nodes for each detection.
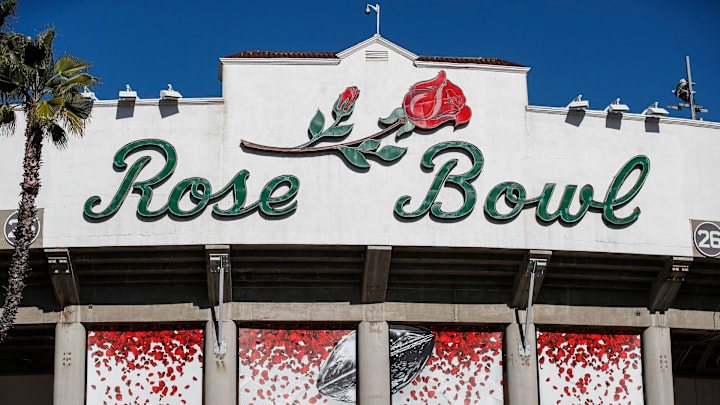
<box><xmin>0</xmin><ymin>0</ymin><xmax>99</xmax><ymax>342</ymax></box>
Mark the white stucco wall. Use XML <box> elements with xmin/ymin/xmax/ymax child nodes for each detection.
<box><xmin>0</xmin><ymin>37</ymin><xmax>717</xmax><ymax>256</ymax></box>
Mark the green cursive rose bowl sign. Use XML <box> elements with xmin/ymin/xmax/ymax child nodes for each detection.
<box><xmin>1</xmin><ymin>43</ymin><xmax>715</xmax><ymax>259</ymax></box>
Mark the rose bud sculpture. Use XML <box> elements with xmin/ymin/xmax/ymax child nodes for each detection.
<box><xmin>298</xmin><ymin>86</ymin><xmax>360</xmax><ymax>148</ymax></box>
<box><xmin>335</xmin><ymin>86</ymin><xmax>360</xmax><ymax>116</ymax></box>
<box><xmin>380</xmin><ymin>70</ymin><xmax>472</xmax><ymax>138</ymax></box>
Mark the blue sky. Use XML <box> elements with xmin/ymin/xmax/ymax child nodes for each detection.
<box><xmin>17</xmin><ymin>0</ymin><xmax>720</xmax><ymax>121</ymax></box>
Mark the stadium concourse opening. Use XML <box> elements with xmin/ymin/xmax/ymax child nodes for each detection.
<box><xmin>1</xmin><ymin>35</ymin><xmax>720</xmax><ymax>405</ymax></box>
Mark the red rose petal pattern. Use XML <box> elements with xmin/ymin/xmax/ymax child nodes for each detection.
<box><xmin>536</xmin><ymin>330</ymin><xmax>643</xmax><ymax>405</ymax></box>
<box><xmin>86</xmin><ymin>326</ymin><xmax>203</xmax><ymax>405</ymax></box>
<box><xmin>238</xmin><ymin>326</ymin><xmax>354</xmax><ymax>405</ymax></box>
<box><xmin>392</xmin><ymin>328</ymin><xmax>504</xmax><ymax>405</ymax></box>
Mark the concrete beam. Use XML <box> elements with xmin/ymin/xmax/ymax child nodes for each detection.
<box><xmin>46</xmin><ymin>249</ymin><xmax>79</xmax><ymax>307</ymax></box>
<box><xmin>511</xmin><ymin>250</ymin><xmax>551</xmax><ymax>308</ymax></box>
<box><xmin>362</xmin><ymin>246</ymin><xmax>391</xmax><ymax>303</ymax></box>
<box><xmin>649</xmin><ymin>256</ymin><xmax>692</xmax><ymax>312</ymax></box>
<box><xmin>14</xmin><ymin>303</ymin><xmax>720</xmax><ymax>331</ymax></box>
<box><xmin>533</xmin><ymin>304</ymin><xmax>651</xmax><ymax>328</ymax></box>
<box><xmin>668</xmin><ymin>309</ymin><xmax>720</xmax><ymax>330</ymax></box>
<box><xmin>206</xmin><ymin>245</ymin><xmax>232</xmax><ymax>304</ymax></box>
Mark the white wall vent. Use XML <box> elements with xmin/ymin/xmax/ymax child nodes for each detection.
<box><xmin>365</xmin><ymin>50</ymin><xmax>388</xmax><ymax>61</ymax></box>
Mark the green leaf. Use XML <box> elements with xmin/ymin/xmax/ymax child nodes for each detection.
<box><xmin>308</xmin><ymin>109</ymin><xmax>324</xmax><ymax>139</ymax></box>
<box><xmin>322</xmin><ymin>124</ymin><xmax>353</xmax><ymax>138</ymax></box>
<box><xmin>338</xmin><ymin>146</ymin><xmax>370</xmax><ymax>169</ymax></box>
<box><xmin>358</xmin><ymin>139</ymin><xmax>380</xmax><ymax>153</ymax></box>
<box><xmin>373</xmin><ymin>145</ymin><xmax>407</xmax><ymax>162</ymax></box>
<box><xmin>379</xmin><ymin>107</ymin><xmax>406</xmax><ymax>125</ymax></box>
<box><xmin>395</xmin><ymin>120</ymin><xmax>415</xmax><ymax>140</ymax></box>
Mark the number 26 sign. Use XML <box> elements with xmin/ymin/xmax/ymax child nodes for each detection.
<box><xmin>692</xmin><ymin>220</ymin><xmax>720</xmax><ymax>258</ymax></box>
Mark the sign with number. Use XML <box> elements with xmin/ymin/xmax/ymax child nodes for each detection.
<box><xmin>3</xmin><ymin>211</ymin><xmax>40</xmax><ymax>247</ymax></box>
<box><xmin>691</xmin><ymin>220</ymin><xmax>720</xmax><ymax>258</ymax></box>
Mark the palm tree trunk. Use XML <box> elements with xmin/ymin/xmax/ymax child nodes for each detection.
<box><xmin>0</xmin><ymin>122</ymin><xmax>43</xmax><ymax>343</ymax></box>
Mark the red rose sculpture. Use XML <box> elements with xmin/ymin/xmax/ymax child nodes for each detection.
<box><xmin>403</xmin><ymin>71</ymin><xmax>471</xmax><ymax>129</ymax></box>
<box><xmin>379</xmin><ymin>70</ymin><xmax>472</xmax><ymax>139</ymax></box>
<box><xmin>335</xmin><ymin>86</ymin><xmax>360</xmax><ymax>114</ymax></box>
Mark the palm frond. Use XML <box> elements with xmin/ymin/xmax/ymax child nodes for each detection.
<box><xmin>33</xmin><ymin>97</ymin><xmax>61</xmax><ymax>121</ymax></box>
<box><xmin>0</xmin><ymin>0</ymin><xmax>16</xmax><ymax>31</ymax></box>
<box><xmin>0</xmin><ymin>102</ymin><xmax>15</xmax><ymax>133</ymax></box>
<box><xmin>64</xmin><ymin>93</ymin><xmax>92</xmax><ymax>120</ymax></box>
<box><xmin>54</xmin><ymin>54</ymin><xmax>89</xmax><ymax>77</ymax></box>
<box><xmin>56</xmin><ymin>72</ymin><xmax>98</xmax><ymax>92</ymax></box>
<box><xmin>46</xmin><ymin>121</ymin><xmax>67</xmax><ymax>149</ymax></box>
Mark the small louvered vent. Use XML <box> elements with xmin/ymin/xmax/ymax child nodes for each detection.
<box><xmin>365</xmin><ymin>50</ymin><xmax>388</xmax><ymax>61</ymax></box>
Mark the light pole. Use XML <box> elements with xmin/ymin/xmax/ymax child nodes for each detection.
<box><xmin>365</xmin><ymin>4</ymin><xmax>380</xmax><ymax>36</ymax></box>
<box><xmin>667</xmin><ymin>56</ymin><xmax>708</xmax><ymax>120</ymax></box>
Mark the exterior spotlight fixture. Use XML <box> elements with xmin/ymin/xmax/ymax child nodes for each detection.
<box><xmin>119</xmin><ymin>84</ymin><xmax>138</xmax><ymax>101</ymax></box>
<box><xmin>642</xmin><ymin>102</ymin><xmax>669</xmax><ymax>117</ymax></box>
<box><xmin>160</xmin><ymin>84</ymin><xmax>182</xmax><ymax>100</ymax></box>
<box><xmin>81</xmin><ymin>86</ymin><xmax>98</xmax><ymax>101</ymax></box>
<box><xmin>365</xmin><ymin>4</ymin><xmax>380</xmax><ymax>36</ymax></box>
<box><xmin>567</xmin><ymin>94</ymin><xmax>589</xmax><ymax>111</ymax></box>
<box><xmin>667</xmin><ymin>56</ymin><xmax>708</xmax><ymax>120</ymax></box>
<box><xmin>604</xmin><ymin>98</ymin><xmax>629</xmax><ymax>115</ymax></box>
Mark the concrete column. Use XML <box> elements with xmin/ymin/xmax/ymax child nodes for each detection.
<box><xmin>204</xmin><ymin>319</ymin><xmax>237</xmax><ymax>405</ymax></box>
<box><xmin>53</xmin><ymin>322</ymin><xmax>86</xmax><ymax>405</ymax></box>
<box><xmin>505</xmin><ymin>320</ymin><xmax>539</xmax><ymax>405</ymax></box>
<box><xmin>357</xmin><ymin>320</ymin><xmax>390</xmax><ymax>405</ymax></box>
<box><xmin>642</xmin><ymin>320</ymin><xmax>674</xmax><ymax>405</ymax></box>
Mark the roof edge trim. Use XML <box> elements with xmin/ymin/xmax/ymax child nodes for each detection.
<box><xmin>219</xmin><ymin>58</ymin><xmax>342</xmax><ymax>66</ymax></box>
<box><xmin>414</xmin><ymin>61</ymin><xmax>530</xmax><ymax>73</ymax></box>
<box><xmin>527</xmin><ymin>105</ymin><xmax>720</xmax><ymax>128</ymax></box>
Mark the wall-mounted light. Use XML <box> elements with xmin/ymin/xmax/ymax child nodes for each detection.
<box><xmin>81</xmin><ymin>86</ymin><xmax>98</xmax><ymax>101</ymax></box>
<box><xmin>604</xmin><ymin>98</ymin><xmax>629</xmax><ymax>115</ymax></box>
<box><xmin>642</xmin><ymin>102</ymin><xmax>669</xmax><ymax>117</ymax></box>
<box><xmin>119</xmin><ymin>84</ymin><xmax>138</xmax><ymax>101</ymax></box>
<box><xmin>567</xmin><ymin>94</ymin><xmax>589</xmax><ymax>111</ymax></box>
<box><xmin>160</xmin><ymin>84</ymin><xmax>182</xmax><ymax>100</ymax></box>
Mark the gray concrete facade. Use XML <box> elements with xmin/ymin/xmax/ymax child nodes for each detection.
<box><xmin>357</xmin><ymin>320</ymin><xmax>391</xmax><ymax>405</ymax></box>
<box><xmin>505</xmin><ymin>320</ymin><xmax>539</xmax><ymax>405</ymax></box>
<box><xmin>642</xmin><ymin>315</ymin><xmax>675</xmax><ymax>405</ymax></box>
<box><xmin>53</xmin><ymin>322</ymin><xmax>86</xmax><ymax>405</ymax></box>
<box><xmin>204</xmin><ymin>319</ymin><xmax>238</xmax><ymax>405</ymax></box>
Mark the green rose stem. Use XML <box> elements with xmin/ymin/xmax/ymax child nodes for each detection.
<box><xmin>295</xmin><ymin>114</ymin><xmax>345</xmax><ymax>148</ymax></box>
<box><xmin>241</xmin><ymin>118</ymin><xmax>406</xmax><ymax>153</ymax></box>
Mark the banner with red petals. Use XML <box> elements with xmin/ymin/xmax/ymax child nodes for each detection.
<box><xmin>86</xmin><ymin>327</ymin><xmax>204</xmax><ymax>405</ymax></box>
<box><xmin>537</xmin><ymin>330</ymin><xmax>644</xmax><ymax>405</ymax></box>
<box><xmin>391</xmin><ymin>328</ymin><xmax>504</xmax><ymax>405</ymax></box>
<box><xmin>238</xmin><ymin>325</ymin><xmax>356</xmax><ymax>405</ymax></box>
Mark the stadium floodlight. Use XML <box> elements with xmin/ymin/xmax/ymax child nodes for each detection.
<box><xmin>119</xmin><ymin>84</ymin><xmax>138</xmax><ymax>101</ymax></box>
<box><xmin>160</xmin><ymin>84</ymin><xmax>182</xmax><ymax>100</ymax></box>
<box><xmin>642</xmin><ymin>102</ymin><xmax>669</xmax><ymax>117</ymax></box>
<box><xmin>604</xmin><ymin>98</ymin><xmax>629</xmax><ymax>115</ymax></box>
<box><xmin>567</xmin><ymin>94</ymin><xmax>589</xmax><ymax>111</ymax></box>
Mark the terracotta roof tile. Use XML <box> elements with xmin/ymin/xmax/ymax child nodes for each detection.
<box><xmin>224</xmin><ymin>50</ymin><xmax>524</xmax><ymax>67</ymax></box>
<box><xmin>416</xmin><ymin>55</ymin><xmax>525</xmax><ymax>67</ymax></box>
<box><xmin>224</xmin><ymin>50</ymin><xmax>338</xmax><ymax>59</ymax></box>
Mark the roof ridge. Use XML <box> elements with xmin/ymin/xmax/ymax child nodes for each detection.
<box><xmin>223</xmin><ymin>50</ymin><xmax>524</xmax><ymax>67</ymax></box>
